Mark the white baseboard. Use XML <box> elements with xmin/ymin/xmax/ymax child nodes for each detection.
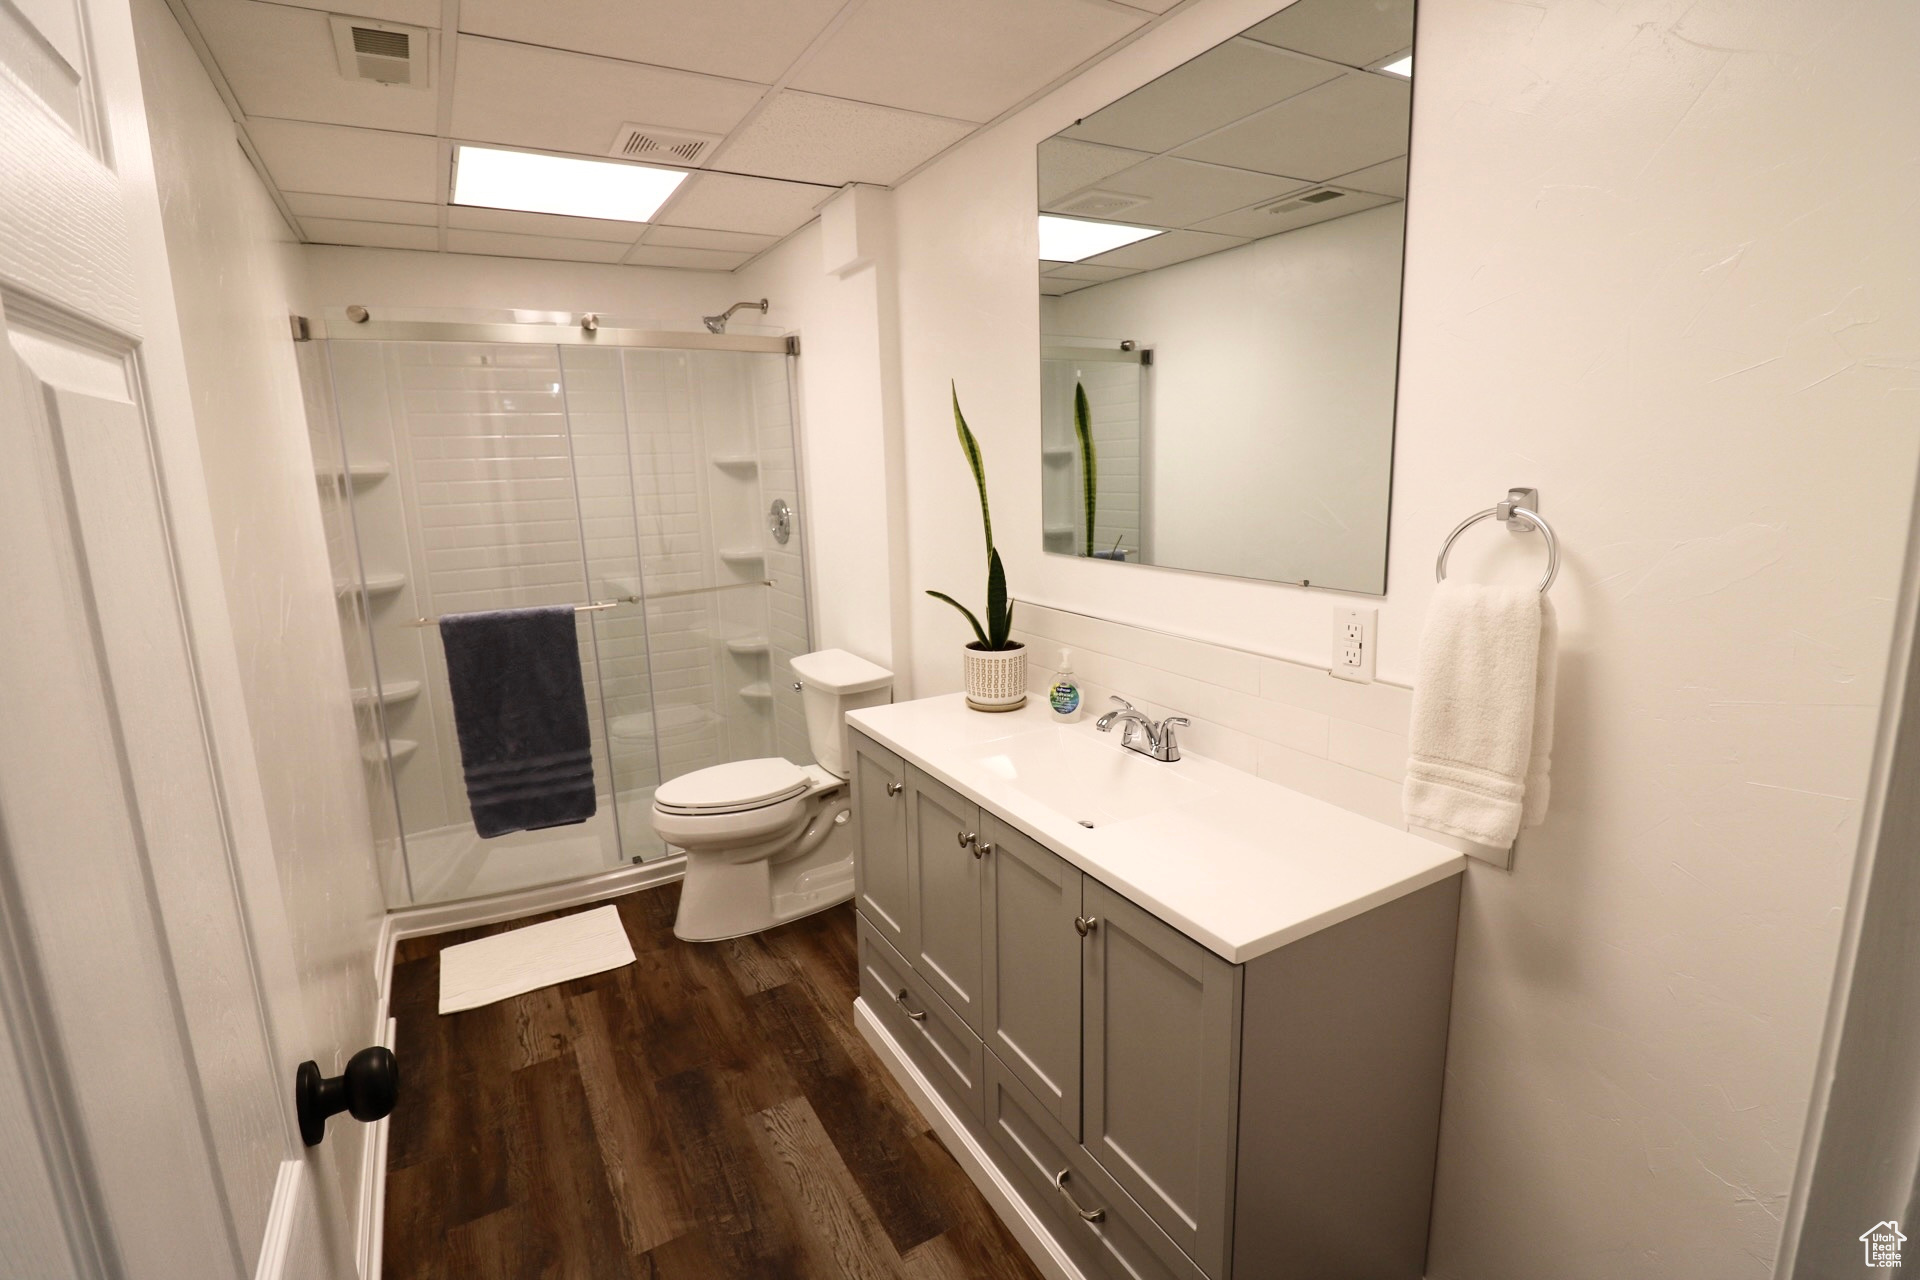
<box><xmin>355</xmin><ymin>857</ymin><xmax>687</xmax><ymax>1278</ymax></box>
<box><xmin>853</xmin><ymin>999</ymin><xmax>1089</xmax><ymax>1280</ymax></box>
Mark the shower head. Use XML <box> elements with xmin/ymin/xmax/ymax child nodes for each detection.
<box><xmin>702</xmin><ymin>298</ymin><xmax>769</xmax><ymax>334</ymax></box>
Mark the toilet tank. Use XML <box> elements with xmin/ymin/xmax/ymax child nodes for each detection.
<box><xmin>789</xmin><ymin>649</ymin><xmax>894</xmax><ymax>779</ymax></box>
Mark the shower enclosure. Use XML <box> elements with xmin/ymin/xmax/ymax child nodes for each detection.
<box><xmin>299</xmin><ymin>318</ymin><xmax>812</xmax><ymax>907</ymax></box>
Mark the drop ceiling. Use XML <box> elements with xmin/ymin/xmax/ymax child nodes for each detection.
<box><xmin>1038</xmin><ymin>0</ymin><xmax>1413</xmax><ymax>296</ymax></box>
<box><xmin>171</xmin><ymin>0</ymin><xmax>1187</xmax><ymax>272</ymax></box>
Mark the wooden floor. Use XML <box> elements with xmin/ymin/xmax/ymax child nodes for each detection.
<box><xmin>384</xmin><ymin>886</ymin><xmax>1046</xmax><ymax>1280</ymax></box>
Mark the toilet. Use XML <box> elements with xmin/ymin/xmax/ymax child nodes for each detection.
<box><xmin>656</xmin><ymin>648</ymin><xmax>893</xmax><ymax>942</ymax></box>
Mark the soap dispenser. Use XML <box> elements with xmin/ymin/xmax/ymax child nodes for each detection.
<box><xmin>1048</xmin><ymin>649</ymin><xmax>1083</xmax><ymax>722</ymax></box>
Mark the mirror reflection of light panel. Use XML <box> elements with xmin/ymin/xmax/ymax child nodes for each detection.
<box><xmin>1038</xmin><ymin>214</ymin><xmax>1163</xmax><ymax>263</ymax></box>
<box><xmin>1376</xmin><ymin>53</ymin><xmax>1412</xmax><ymax>78</ymax></box>
<box><xmin>451</xmin><ymin>145</ymin><xmax>687</xmax><ymax>222</ymax></box>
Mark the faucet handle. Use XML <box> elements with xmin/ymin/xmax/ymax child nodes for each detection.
<box><xmin>1153</xmin><ymin>716</ymin><xmax>1189</xmax><ymax>761</ymax></box>
<box><xmin>1107</xmin><ymin>695</ymin><xmax>1134</xmax><ymax>710</ymax></box>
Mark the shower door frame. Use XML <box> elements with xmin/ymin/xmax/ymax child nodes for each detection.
<box><xmin>303</xmin><ymin>316</ymin><xmax>816</xmax><ymax>907</ymax></box>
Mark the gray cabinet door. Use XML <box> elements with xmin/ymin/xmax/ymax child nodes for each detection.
<box><xmin>981</xmin><ymin>814</ymin><xmax>1083</xmax><ymax>1137</ymax></box>
<box><xmin>851</xmin><ymin>730</ymin><xmax>913</xmax><ymax>958</ymax></box>
<box><xmin>1082</xmin><ymin>880</ymin><xmax>1242</xmax><ymax>1279</ymax></box>
<box><xmin>905</xmin><ymin>766</ymin><xmax>985</xmax><ymax>1033</ymax></box>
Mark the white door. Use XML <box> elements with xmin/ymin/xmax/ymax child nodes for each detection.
<box><xmin>0</xmin><ymin>0</ymin><xmax>357</xmax><ymax>1276</ymax></box>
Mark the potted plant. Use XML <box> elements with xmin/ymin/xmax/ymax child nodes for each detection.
<box><xmin>927</xmin><ymin>385</ymin><xmax>1026</xmax><ymax>711</ymax></box>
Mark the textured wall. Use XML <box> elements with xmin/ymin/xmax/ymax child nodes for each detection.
<box><xmin>133</xmin><ymin>0</ymin><xmax>386</xmax><ymax>1232</ymax></box>
<box><xmin>881</xmin><ymin>0</ymin><xmax>1920</xmax><ymax>1275</ymax></box>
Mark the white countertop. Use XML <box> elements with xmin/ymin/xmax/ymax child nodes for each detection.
<box><xmin>848</xmin><ymin>694</ymin><xmax>1465</xmax><ymax>965</ymax></box>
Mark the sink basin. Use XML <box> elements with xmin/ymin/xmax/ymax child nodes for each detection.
<box><xmin>962</xmin><ymin>725</ymin><xmax>1215</xmax><ymax>827</ymax></box>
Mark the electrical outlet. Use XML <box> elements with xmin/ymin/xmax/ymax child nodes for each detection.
<box><xmin>1331</xmin><ymin>607</ymin><xmax>1377</xmax><ymax>683</ymax></box>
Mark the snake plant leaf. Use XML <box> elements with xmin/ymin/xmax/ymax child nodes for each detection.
<box><xmin>986</xmin><ymin>547</ymin><xmax>1011</xmax><ymax>650</ymax></box>
<box><xmin>1074</xmin><ymin>380</ymin><xmax>1097</xmax><ymax>557</ymax></box>
<box><xmin>925</xmin><ymin>589</ymin><xmax>989</xmax><ymax>648</ymax></box>
<box><xmin>953</xmin><ymin>383</ymin><xmax>993</xmax><ymax>555</ymax></box>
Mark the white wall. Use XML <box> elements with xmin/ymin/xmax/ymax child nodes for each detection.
<box><xmin>1043</xmin><ymin>203</ymin><xmax>1403</xmax><ymax>592</ymax></box>
<box><xmin>879</xmin><ymin>0</ymin><xmax>1920</xmax><ymax>1275</ymax></box>
<box><xmin>132</xmin><ymin>0</ymin><xmax>388</xmax><ymax>1249</ymax></box>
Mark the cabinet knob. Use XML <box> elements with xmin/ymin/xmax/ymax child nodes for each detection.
<box><xmin>886</xmin><ymin>781</ymin><xmax>903</xmax><ymax>797</ymax></box>
<box><xmin>957</xmin><ymin>831</ymin><xmax>977</xmax><ymax>848</ymax></box>
<box><xmin>893</xmin><ymin>988</ymin><xmax>928</xmax><ymax>1022</ymax></box>
<box><xmin>1074</xmin><ymin>915</ymin><xmax>1098</xmax><ymax>937</ymax></box>
<box><xmin>1053</xmin><ymin>1169</ymin><xmax>1106</xmax><ymax>1223</ymax></box>
<box><xmin>973</xmin><ymin>842</ymin><xmax>993</xmax><ymax>859</ymax></box>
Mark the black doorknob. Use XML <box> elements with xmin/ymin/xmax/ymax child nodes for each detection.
<box><xmin>296</xmin><ymin>1047</ymin><xmax>398</xmax><ymax>1147</ymax></box>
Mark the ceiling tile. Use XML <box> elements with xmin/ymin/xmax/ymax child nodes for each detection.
<box><xmin>299</xmin><ymin>217</ymin><xmax>439</xmax><ymax>250</ymax></box>
<box><xmin>642</xmin><ymin>225</ymin><xmax>776</xmax><ymax>253</ymax></box>
<box><xmin>1062</xmin><ymin>38</ymin><xmax>1342</xmax><ymax>154</ymax></box>
<box><xmin>1038</xmin><ymin>138</ymin><xmax>1151</xmax><ymax>205</ymax></box>
<box><xmin>446</xmin><ymin>228</ymin><xmax>631</xmax><ymax>262</ymax></box>
<box><xmin>790</xmin><ymin>0</ymin><xmax>1146</xmax><ymax>124</ymax></box>
<box><xmin>284</xmin><ymin>191</ymin><xmax>439</xmax><ymax>225</ymax></box>
<box><xmin>447</xmin><ymin>204</ymin><xmax>647</xmax><ymax>241</ymax></box>
<box><xmin>1042</xmin><ymin>262</ymin><xmax>1137</xmax><ymax>281</ymax></box>
<box><xmin>1083</xmin><ymin>228</ymin><xmax>1247</xmax><ymax>271</ymax></box>
<box><xmin>450</xmin><ymin>36</ymin><xmax>764</xmax><ymax>158</ymax></box>
<box><xmin>264</xmin><ymin>0</ymin><xmax>440</xmax><ymax>26</ymax></box>
<box><xmin>714</xmin><ymin>91</ymin><xmax>971</xmax><ymax>186</ymax></box>
<box><xmin>248</xmin><ymin>118</ymin><xmax>439</xmax><ymax>202</ymax></box>
<box><xmin>456</xmin><ymin>0</ymin><xmax>843</xmax><ymax>83</ymax></box>
<box><xmin>652</xmin><ymin>172</ymin><xmax>835</xmax><ymax>237</ymax></box>
<box><xmin>1060</xmin><ymin>156</ymin><xmax>1306</xmax><ymax>229</ymax></box>
<box><xmin>1174</xmin><ymin>71</ymin><xmax>1411</xmax><ymax>181</ymax></box>
<box><xmin>1242</xmin><ymin>0</ymin><xmax>1415</xmax><ymax>68</ymax></box>
<box><xmin>186</xmin><ymin>0</ymin><xmax>439</xmax><ymax>133</ymax></box>
<box><xmin>624</xmin><ymin>245</ymin><xmax>752</xmax><ymax>271</ymax></box>
<box><xmin>1191</xmin><ymin>185</ymin><xmax>1396</xmax><ymax>239</ymax></box>
<box><xmin>1335</xmin><ymin>155</ymin><xmax>1407</xmax><ymax>198</ymax></box>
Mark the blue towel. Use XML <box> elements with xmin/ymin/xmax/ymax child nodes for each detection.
<box><xmin>438</xmin><ymin>606</ymin><xmax>596</xmax><ymax>839</ymax></box>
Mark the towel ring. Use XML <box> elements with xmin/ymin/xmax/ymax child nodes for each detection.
<box><xmin>1435</xmin><ymin>496</ymin><xmax>1559</xmax><ymax>593</ymax></box>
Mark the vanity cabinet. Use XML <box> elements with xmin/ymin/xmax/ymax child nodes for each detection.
<box><xmin>847</xmin><ymin>727</ymin><xmax>1461</xmax><ymax>1280</ymax></box>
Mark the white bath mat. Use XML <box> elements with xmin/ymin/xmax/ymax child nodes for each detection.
<box><xmin>437</xmin><ymin>904</ymin><xmax>636</xmax><ymax>1014</ymax></box>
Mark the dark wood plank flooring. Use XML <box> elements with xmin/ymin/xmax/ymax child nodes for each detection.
<box><xmin>384</xmin><ymin>886</ymin><xmax>1045</xmax><ymax>1280</ymax></box>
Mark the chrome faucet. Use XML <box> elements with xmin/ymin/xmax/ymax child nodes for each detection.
<box><xmin>1094</xmin><ymin>696</ymin><xmax>1189</xmax><ymax>763</ymax></box>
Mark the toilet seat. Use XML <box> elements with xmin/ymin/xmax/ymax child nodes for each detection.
<box><xmin>654</xmin><ymin>757</ymin><xmax>810</xmax><ymax>816</ymax></box>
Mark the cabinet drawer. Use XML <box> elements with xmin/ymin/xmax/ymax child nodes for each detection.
<box><xmin>984</xmin><ymin>1053</ymin><xmax>1207</xmax><ymax>1280</ymax></box>
<box><xmin>858</xmin><ymin>914</ymin><xmax>984</xmax><ymax>1125</ymax></box>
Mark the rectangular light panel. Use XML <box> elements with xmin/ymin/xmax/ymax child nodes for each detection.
<box><xmin>1039</xmin><ymin>214</ymin><xmax>1163</xmax><ymax>263</ymax></box>
<box><xmin>452</xmin><ymin>145</ymin><xmax>687</xmax><ymax>223</ymax></box>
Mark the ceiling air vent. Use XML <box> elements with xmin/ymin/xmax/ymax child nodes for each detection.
<box><xmin>1053</xmin><ymin>190</ymin><xmax>1150</xmax><ymax>219</ymax></box>
<box><xmin>1255</xmin><ymin>188</ymin><xmax>1348</xmax><ymax>217</ymax></box>
<box><xmin>609</xmin><ymin>123</ymin><xmax>724</xmax><ymax>167</ymax></box>
<box><xmin>329</xmin><ymin>16</ymin><xmax>431</xmax><ymax>88</ymax></box>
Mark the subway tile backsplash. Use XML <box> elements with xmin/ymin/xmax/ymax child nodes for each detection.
<box><xmin>1012</xmin><ymin>601</ymin><xmax>1412</xmax><ymax>830</ymax></box>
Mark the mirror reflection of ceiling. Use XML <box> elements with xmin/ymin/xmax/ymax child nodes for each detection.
<box><xmin>1039</xmin><ymin>0</ymin><xmax>1412</xmax><ymax>296</ymax></box>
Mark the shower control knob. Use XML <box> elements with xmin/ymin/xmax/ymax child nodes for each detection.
<box><xmin>296</xmin><ymin>1046</ymin><xmax>398</xmax><ymax>1147</ymax></box>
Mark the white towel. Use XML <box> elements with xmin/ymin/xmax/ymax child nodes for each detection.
<box><xmin>1522</xmin><ymin>596</ymin><xmax>1557</xmax><ymax>828</ymax></box>
<box><xmin>1403</xmin><ymin>582</ymin><xmax>1554</xmax><ymax>848</ymax></box>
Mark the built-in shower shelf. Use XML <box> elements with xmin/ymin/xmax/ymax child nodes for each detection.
<box><xmin>609</xmin><ymin>705</ymin><xmax>722</xmax><ymax>742</ymax></box>
<box><xmin>365</xmin><ymin>738</ymin><xmax>418</xmax><ymax>766</ymax></box>
<box><xmin>725</xmin><ymin>635</ymin><xmax>770</xmax><ymax>656</ymax></box>
<box><xmin>1042</xmin><ymin>525</ymin><xmax>1075</xmax><ymax>539</ymax></box>
<box><xmin>738</xmin><ymin>682</ymin><xmax>773</xmax><ymax>703</ymax></box>
<box><xmin>352</xmin><ymin>679</ymin><xmax>422</xmax><ymax>708</ymax></box>
<box><xmin>718</xmin><ymin>549</ymin><xmax>765</xmax><ymax>567</ymax></box>
<box><xmin>711</xmin><ymin>454</ymin><xmax>759</xmax><ymax>472</ymax></box>
<box><xmin>1042</xmin><ymin>448</ymin><xmax>1074</xmax><ymax>461</ymax></box>
<box><xmin>317</xmin><ymin>461</ymin><xmax>392</xmax><ymax>486</ymax></box>
<box><xmin>336</xmin><ymin>572</ymin><xmax>407</xmax><ymax>600</ymax></box>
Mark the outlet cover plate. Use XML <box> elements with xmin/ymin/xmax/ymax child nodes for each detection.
<box><xmin>1331</xmin><ymin>607</ymin><xmax>1377</xmax><ymax>683</ymax></box>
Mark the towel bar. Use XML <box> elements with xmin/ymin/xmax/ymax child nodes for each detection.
<box><xmin>1435</xmin><ymin>487</ymin><xmax>1559</xmax><ymax>592</ymax></box>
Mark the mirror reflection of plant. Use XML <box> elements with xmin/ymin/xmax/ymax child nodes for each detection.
<box><xmin>1074</xmin><ymin>379</ymin><xmax>1097</xmax><ymax>557</ymax></box>
<box><xmin>926</xmin><ymin>384</ymin><xmax>1017</xmax><ymax>650</ymax></box>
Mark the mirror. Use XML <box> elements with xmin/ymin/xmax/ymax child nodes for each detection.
<box><xmin>1037</xmin><ymin>0</ymin><xmax>1414</xmax><ymax>594</ymax></box>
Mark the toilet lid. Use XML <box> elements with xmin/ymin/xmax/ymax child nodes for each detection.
<box><xmin>654</xmin><ymin>757</ymin><xmax>810</xmax><ymax>815</ymax></box>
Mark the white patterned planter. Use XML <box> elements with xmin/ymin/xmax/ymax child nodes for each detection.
<box><xmin>963</xmin><ymin>642</ymin><xmax>1027</xmax><ymax>712</ymax></box>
